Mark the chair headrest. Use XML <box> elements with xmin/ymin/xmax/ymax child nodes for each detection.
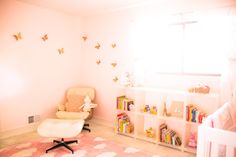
<box><xmin>66</xmin><ymin>87</ymin><xmax>95</xmax><ymax>100</ymax></box>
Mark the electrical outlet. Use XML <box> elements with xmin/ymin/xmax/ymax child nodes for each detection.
<box><xmin>28</xmin><ymin>116</ymin><xmax>34</xmax><ymax>123</ymax></box>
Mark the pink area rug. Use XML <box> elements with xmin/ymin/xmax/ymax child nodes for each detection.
<box><xmin>0</xmin><ymin>133</ymin><xmax>161</xmax><ymax>157</ymax></box>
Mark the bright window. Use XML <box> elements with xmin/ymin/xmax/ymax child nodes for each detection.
<box><xmin>129</xmin><ymin>9</ymin><xmax>232</xmax><ymax>77</ymax></box>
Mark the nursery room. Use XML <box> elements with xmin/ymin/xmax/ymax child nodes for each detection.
<box><xmin>0</xmin><ymin>0</ymin><xmax>236</xmax><ymax>156</ymax></box>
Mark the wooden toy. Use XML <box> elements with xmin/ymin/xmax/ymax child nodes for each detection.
<box><xmin>146</xmin><ymin>127</ymin><xmax>155</xmax><ymax>138</ymax></box>
<box><xmin>150</xmin><ymin>106</ymin><xmax>158</xmax><ymax>115</ymax></box>
<box><xmin>144</xmin><ymin>105</ymin><xmax>150</xmax><ymax>113</ymax></box>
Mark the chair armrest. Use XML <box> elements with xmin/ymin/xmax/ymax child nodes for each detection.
<box><xmin>57</xmin><ymin>103</ymin><xmax>65</xmax><ymax>111</ymax></box>
<box><xmin>82</xmin><ymin>103</ymin><xmax>97</xmax><ymax>112</ymax></box>
<box><xmin>90</xmin><ymin>103</ymin><xmax>97</xmax><ymax>108</ymax></box>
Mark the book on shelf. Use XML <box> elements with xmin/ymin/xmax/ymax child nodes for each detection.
<box><xmin>186</xmin><ymin>105</ymin><xmax>189</xmax><ymax>121</ymax></box>
<box><xmin>159</xmin><ymin>123</ymin><xmax>167</xmax><ymax>141</ymax></box>
<box><xmin>116</xmin><ymin>112</ymin><xmax>134</xmax><ymax>134</ymax></box>
<box><xmin>175</xmin><ymin>136</ymin><xmax>182</xmax><ymax>146</ymax></box>
<box><xmin>159</xmin><ymin>123</ymin><xmax>181</xmax><ymax>146</ymax></box>
<box><xmin>116</xmin><ymin>96</ymin><xmax>134</xmax><ymax>111</ymax></box>
<box><xmin>186</xmin><ymin>104</ymin><xmax>206</xmax><ymax>123</ymax></box>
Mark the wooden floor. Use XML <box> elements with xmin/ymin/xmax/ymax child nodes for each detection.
<box><xmin>0</xmin><ymin>120</ymin><xmax>196</xmax><ymax>157</ymax></box>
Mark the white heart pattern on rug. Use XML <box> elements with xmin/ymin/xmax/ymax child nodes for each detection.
<box><xmin>10</xmin><ymin>148</ymin><xmax>37</xmax><ymax>157</ymax></box>
<box><xmin>74</xmin><ymin>150</ymin><xmax>87</xmax><ymax>157</ymax></box>
<box><xmin>15</xmin><ymin>142</ymin><xmax>32</xmax><ymax>149</ymax></box>
<box><xmin>62</xmin><ymin>150</ymin><xmax>87</xmax><ymax>157</ymax></box>
<box><xmin>94</xmin><ymin>143</ymin><xmax>106</xmax><ymax>149</ymax></box>
<box><xmin>0</xmin><ymin>134</ymin><xmax>158</xmax><ymax>157</ymax></box>
<box><xmin>94</xmin><ymin>137</ymin><xmax>105</xmax><ymax>141</ymax></box>
<box><xmin>96</xmin><ymin>152</ymin><xmax>116</xmax><ymax>157</ymax></box>
<box><xmin>40</xmin><ymin>153</ymin><xmax>55</xmax><ymax>157</ymax></box>
<box><xmin>124</xmin><ymin>147</ymin><xmax>140</xmax><ymax>153</ymax></box>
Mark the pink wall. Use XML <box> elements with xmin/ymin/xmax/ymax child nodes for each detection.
<box><xmin>0</xmin><ymin>0</ymin><xmax>83</xmax><ymax>131</ymax></box>
<box><xmin>81</xmin><ymin>3</ymin><xmax>236</xmax><ymax>123</ymax></box>
<box><xmin>1</xmin><ymin>0</ymin><xmax>235</xmax><ymax>132</ymax></box>
<box><xmin>81</xmin><ymin>12</ymin><xmax>135</xmax><ymax>122</ymax></box>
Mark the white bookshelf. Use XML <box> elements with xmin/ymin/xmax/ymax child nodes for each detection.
<box><xmin>115</xmin><ymin>86</ymin><xmax>219</xmax><ymax>154</ymax></box>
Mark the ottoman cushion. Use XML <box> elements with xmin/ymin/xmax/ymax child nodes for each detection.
<box><xmin>37</xmin><ymin>118</ymin><xmax>84</xmax><ymax>138</ymax></box>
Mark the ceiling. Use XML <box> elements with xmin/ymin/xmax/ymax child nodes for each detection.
<box><xmin>17</xmin><ymin>0</ymin><xmax>236</xmax><ymax>16</ymax></box>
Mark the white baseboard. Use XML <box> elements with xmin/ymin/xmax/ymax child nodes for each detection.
<box><xmin>90</xmin><ymin>116</ymin><xmax>115</xmax><ymax>128</ymax></box>
<box><xmin>0</xmin><ymin>122</ymin><xmax>40</xmax><ymax>140</ymax></box>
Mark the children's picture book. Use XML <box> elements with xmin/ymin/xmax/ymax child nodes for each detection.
<box><xmin>169</xmin><ymin>101</ymin><xmax>184</xmax><ymax>118</ymax></box>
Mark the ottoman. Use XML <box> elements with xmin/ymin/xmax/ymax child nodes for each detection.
<box><xmin>37</xmin><ymin>118</ymin><xmax>84</xmax><ymax>154</ymax></box>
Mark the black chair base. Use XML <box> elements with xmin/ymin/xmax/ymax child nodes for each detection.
<box><xmin>83</xmin><ymin>123</ymin><xmax>91</xmax><ymax>132</ymax></box>
<box><xmin>46</xmin><ymin>138</ymin><xmax>77</xmax><ymax>154</ymax></box>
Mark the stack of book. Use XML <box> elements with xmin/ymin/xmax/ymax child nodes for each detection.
<box><xmin>159</xmin><ymin>123</ymin><xmax>182</xmax><ymax>146</ymax></box>
<box><xmin>116</xmin><ymin>96</ymin><xmax>134</xmax><ymax>111</ymax></box>
<box><xmin>116</xmin><ymin>112</ymin><xmax>134</xmax><ymax>134</ymax></box>
<box><xmin>186</xmin><ymin>104</ymin><xmax>206</xmax><ymax>123</ymax></box>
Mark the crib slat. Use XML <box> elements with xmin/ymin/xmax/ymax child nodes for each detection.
<box><xmin>197</xmin><ymin>125</ymin><xmax>206</xmax><ymax>157</ymax></box>
<box><xmin>211</xmin><ymin>143</ymin><xmax>219</xmax><ymax>157</ymax></box>
<box><xmin>226</xmin><ymin>145</ymin><xmax>234</xmax><ymax>157</ymax></box>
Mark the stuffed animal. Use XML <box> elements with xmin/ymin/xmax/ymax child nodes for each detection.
<box><xmin>81</xmin><ymin>95</ymin><xmax>97</xmax><ymax>112</ymax></box>
<box><xmin>188</xmin><ymin>132</ymin><xmax>197</xmax><ymax>148</ymax></box>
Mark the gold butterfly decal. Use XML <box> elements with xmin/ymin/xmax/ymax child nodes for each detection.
<box><xmin>13</xmin><ymin>32</ymin><xmax>22</xmax><ymax>41</ymax></box>
<box><xmin>111</xmin><ymin>43</ymin><xmax>116</xmax><ymax>48</ymax></box>
<box><xmin>95</xmin><ymin>43</ymin><xmax>100</xmax><ymax>49</ymax></box>
<box><xmin>82</xmin><ymin>36</ymin><xmax>87</xmax><ymax>41</ymax></box>
<box><xmin>42</xmin><ymin>34</ymin><xmax>48</xmax><ymax>41</ymax></box>
<box><xmin>58</xmin><ymin>48</ymin><xmax>64</xmax><ymax>54</ymax></box>
<box><xmin>96</xmin><ymin>59</ymin><xmax>101</xmax><ymax>65</ymax></box>
<box><xmin>113</xmin><ymin>76</ymin><xmax>118</xmax><ymax>82</ymax></box>
<box><xmin>111</xmin><ymin>62</ymin><xmax>117</xmax><ymax>67</ymax></box>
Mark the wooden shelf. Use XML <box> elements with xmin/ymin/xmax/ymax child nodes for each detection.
<box><xmin>117</xmin><ymin>109</ymin><xmax>135</xmax><ymax>114</ymax></box>
<box><xmin>117</xmin><ymin>132</ymin><xmax>135</xmax><ymax>138</ymax></box>
<box><xmin>136</xmin><ymin>112</ymin><xmax>158</xmax><ymax>117</ymax></box>
<box><xmin>185</xmin><ymin>121</ymin><xmax>201</xmax><ymax>126</ymax></box>
<box><xmin>158</xmin><ymin>115</ymin><xmax>184</xmax><ymax>122</ymax></box>
<box><xmin>116</xmin><ymin>86</ymin><xmax>219</xmax><ymax>154</ymax></box>
<box><xmin>158</xmin><ymin>142</ymin><xmax>182</xmax><ymax>150</ymax></box>
<box><xmin>135</xmin><ymin>132</ymin><xmax>157</xmax><ymax>143</ymax></box>
<box><xmin>184</xmin><ymin>146</ymin><xmax>197</xmax><ymax>154</ymax></box>
<box><xmin>118</xmin><ymin>86</ymin><xmax>219</xmax><ymax>98</ymax></box>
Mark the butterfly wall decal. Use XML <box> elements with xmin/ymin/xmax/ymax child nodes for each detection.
<box><xmin>95</xmin><ymin>43</ymin><xmax>100</xmax><ymax>49</ymax></box>
<box><xmin>96</xmin><ymin>59</ymin><xmax>101</xmax><ymax>65</ymax></box>
<box><xmin>42</xmin><ymin>34</ymin><xmax>48</xmax><ymax>41</ymax></box>
<box><xmin>13</xmin><ymin>32</ymin><xmax>22</xmax><ymax>41</ymax></box>
<box><xmin>111</xmin><ymin>43</ymin><xmax>116</xmax><ymax>48</ymax></box>
<box><xmin>82</xmin><ymin>36</ymin><xmax>87</xmax><ymax>41</ymax></box>
<box><xmin>111</xmin><ymin>62</ymin><xmax>117</xmax><ymax>67</ymax></box>
<box><xmin>58</xmin><ymin>48</ymin><xmax>64</xmax><ymax>54</ymax></box>
<box><xmin>113</xmin><ymin>76</ymin><xmax>118</xmax><ymax>82</ymax></box>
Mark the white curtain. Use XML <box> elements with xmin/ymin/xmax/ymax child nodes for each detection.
<box><xmin>230</xmin><ymin>60</ymin><xmax>236</xmax><ymax>102</ymax></box>
<box><xmin>221</xmin><ymin>59</ymin><xmax>236</xmax><ymax>104</ymax></box>
<box><xmin>220</xmin><ymin>6</ymin><xmax>236</xmax><ymax>105</ymax></box>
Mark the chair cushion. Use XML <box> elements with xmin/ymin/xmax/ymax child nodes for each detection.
<box><xmin>65</xmin><ymin>95</ymin><xmax>84</xmax><ymax>112</ymax></box>
<box><xmin>56</xmin><ymin>111</ymin><xmax>90</xmax><ymax>120</ymax></box>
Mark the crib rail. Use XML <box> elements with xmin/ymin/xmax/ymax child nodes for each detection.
<box><xmin>197</xmin><ymin>125</ymin><xmax>236</xmax><ymax>157</ymax></box>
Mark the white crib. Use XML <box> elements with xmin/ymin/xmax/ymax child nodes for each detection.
<box><xmin>197</xmin><ymin>102</ymin><xmax>236</xmax><ymax>157</ymax></box>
